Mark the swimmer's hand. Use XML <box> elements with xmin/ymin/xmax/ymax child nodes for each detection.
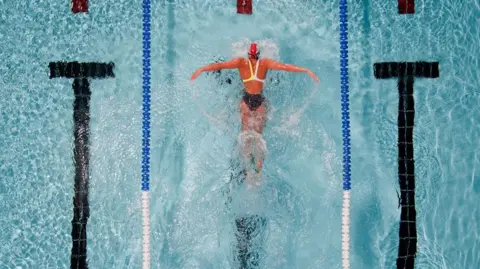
<box><xmin>190</xmin><ymin>68</ymin><xmax>203</xmax><ymax>81</ymax></box>
<box><xmin>307</xmin><ymin>70</ymin><xmax>320</xmax><ymax>83</ymax></box>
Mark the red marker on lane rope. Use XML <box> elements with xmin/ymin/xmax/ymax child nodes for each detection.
<box><xmin>398</xmin><ymin>0</ymin><xmax>414</xmax><ymax>14</ymax></box>
<box><xmin>237</xmin><ymin>0</ymin><xmax>252</xmax><ymax>15</ymax></box>
<box><xmin>72</xmin><ymin>0</ymin><xmax>88</xmax><ymax>13</ymax></box>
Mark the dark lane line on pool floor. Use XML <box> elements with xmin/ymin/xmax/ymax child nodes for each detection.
<box><xmin>374</xmin><ymin>62</ymin><xmax>439</xmax><ymax>269</ymax></box>
<box><xmin>49</xmin><ymin>61</ymin><xmax>115</xmax><ymax>269</ymax></box>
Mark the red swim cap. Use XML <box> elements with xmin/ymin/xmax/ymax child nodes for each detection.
<box><xmin>248</xmin><ymin>43</ymin><xmax>260</xmax><ymax>58</ymax></box>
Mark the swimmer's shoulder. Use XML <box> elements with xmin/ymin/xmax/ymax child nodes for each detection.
<box><xmin>259</xmin><ymin>58</ymin><xmax>273</xmax><ymax>68</ymax></box>
<box><xmin>233</xmin><ymin>57</ymin><xmax>250</xmax><ymax>67</ymax></box>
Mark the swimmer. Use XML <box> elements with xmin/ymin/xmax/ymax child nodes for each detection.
<box><xmin>190</xmin><ymin>43</ymin><xmax>320</xmax><ymax>179</ymax></box>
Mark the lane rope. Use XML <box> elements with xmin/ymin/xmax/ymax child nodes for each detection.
<box><xmin>339</xmin><ymin>1</ymin><xmax>352</xmax><ymax>269</ymax></box>
<box><xmin>141</xmin><ymin>0</ymin><xmax>152</xmax><ymax>268</ymax></box>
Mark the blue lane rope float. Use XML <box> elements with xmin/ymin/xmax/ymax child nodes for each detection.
<box><xmin>340</xmin><ymin>0</ymin><xmax>351</xmax><ymax>190</ymax></box>
<box><xmin>339</xmin><ymin>1</ymin><xmax>351</xmax><ymax>269</ymax></box>
<box><xmin>142</xmin><ymin>0</ymin><xmax>152</xmax><ymax>192</ymax></box>
<box><xmin>142</xmin><ymin>0</ymin><xmax>152</xmax><ymax>268</ymax></box>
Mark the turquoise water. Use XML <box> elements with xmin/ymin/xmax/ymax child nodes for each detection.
<box><xmin>0</xmin><ymin>0</ymin><xmax>478</xmax><ymax>268</ymax></box>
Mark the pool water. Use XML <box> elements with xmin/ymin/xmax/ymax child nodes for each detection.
<box><xmin>0</xmin><ymin>0</ymin><xmax>478</xmax><ymax>268</ymax></box>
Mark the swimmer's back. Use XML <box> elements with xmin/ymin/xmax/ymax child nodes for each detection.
<box><xmin>237</xmin><ymin>58</ymin><xmax>270</xmax><ymax>95</ymax></box>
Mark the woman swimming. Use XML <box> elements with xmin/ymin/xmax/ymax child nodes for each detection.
<box><xmin>190</xmin><ymin>43</ymin><xmax>320</xmax><ymax>178</ymax></box>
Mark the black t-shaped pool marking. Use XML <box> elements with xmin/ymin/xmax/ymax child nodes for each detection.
<box><xmin>49</xmin><ymin>61</ymin><xmax>115</xmax><ymax>269</ymax></box>
<box><xmin>374</xmin><ymin>61</ymin><xmax>439</xmax><ymax>269</ymax></box>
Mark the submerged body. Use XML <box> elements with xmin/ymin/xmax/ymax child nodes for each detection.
<box><xmin>190</xmin><ymin>43</ymin><xmax>319</xmax><ymax>184</ymax></box>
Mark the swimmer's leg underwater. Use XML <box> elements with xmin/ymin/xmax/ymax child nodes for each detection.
<box><xmin>225</xmin><ymin>145</ymin><xmax>267</xmax><ymax>269</ymax></box>
<box><xmin>237</xmin><ymin>130</ymin><xmax>267</xmax><ymax>186</ymax></box>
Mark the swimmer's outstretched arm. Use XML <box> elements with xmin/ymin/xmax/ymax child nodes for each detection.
<box><xmin>190</xmin><ymin>58</ymin><xmax>242</xmax><ymax>81</ymax></box>
<box><xmin>265</xmin><ymin>59</ymin><xmax>320</xmax><ymax>82</ymax></box>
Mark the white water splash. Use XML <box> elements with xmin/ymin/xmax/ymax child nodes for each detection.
<box><xmin>231</xmin><ymin>38</ymin><xmax>281</xmax><ymax>60</ymax></box>
<box><xmin>273</xmin><ymin>83</ymin><xmax>320</xmax><ymax>136</ymax></box>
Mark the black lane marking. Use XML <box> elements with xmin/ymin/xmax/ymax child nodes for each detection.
<box><xmin>49</xmin><ymin>61</ymin><xmax>114</xmax><ymax>269</ymax></box>
<box><xmin>374</xmin><ymin>61</ymin><xmax>439</xmax><ymax>269</ymax></box>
